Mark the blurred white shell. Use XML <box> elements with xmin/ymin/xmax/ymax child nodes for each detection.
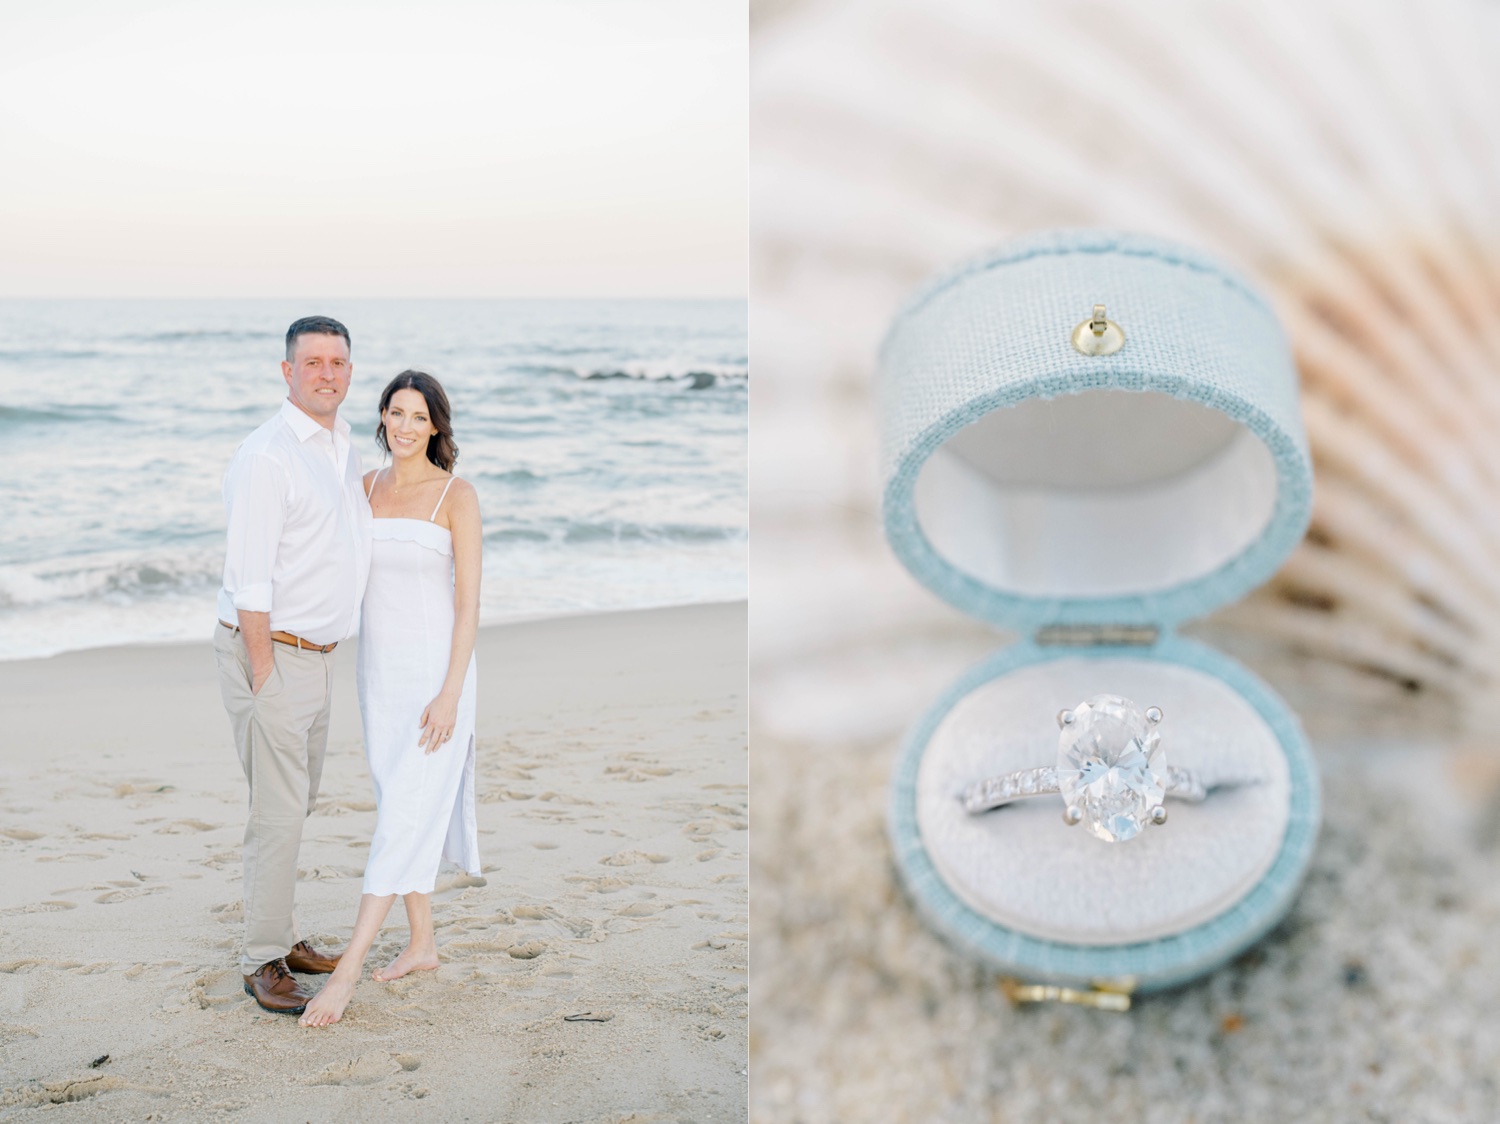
<box><xmin>751</xmin><ymin>0</ymin><xmax>1500</xmax><ymax>736</ymax></box>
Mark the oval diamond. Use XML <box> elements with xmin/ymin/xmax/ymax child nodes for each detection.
<box><xmin>1057</xmin><ymin>694</ymin><xmax>1165</xmax><ymax>843</ymax></box>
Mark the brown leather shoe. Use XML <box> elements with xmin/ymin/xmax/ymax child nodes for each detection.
<box><xmin>285</xmin><ymin>939</ymin><xmax>341</xmax><ymax>974</ymax></box>
<box><xmin>242</xmin><ymin>958</ymin><xmax>311</xmax><ymax>1014</ymax></box>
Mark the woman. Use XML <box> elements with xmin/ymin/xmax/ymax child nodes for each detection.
<box><xmin>300</xmin><ymin>370</ymin><xmax>482</xmax><ymax>1027</ymax></box>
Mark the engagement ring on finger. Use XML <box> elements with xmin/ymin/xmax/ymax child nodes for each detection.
<box><xmin>959</xmin><ymin>694</ymin><xmax>1208</xmax><ymax>843</ymax></box>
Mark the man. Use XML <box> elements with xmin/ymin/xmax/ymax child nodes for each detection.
<box><xmin>213</xmin><ymin>316</ymin><xmax>373</xmax><ymax>1015</ymax></box>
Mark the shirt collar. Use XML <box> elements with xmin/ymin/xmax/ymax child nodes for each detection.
<box><xmin>280</xmin><ymin>397</ymin><xmax>349</xmax><ymax>443</ymax></box>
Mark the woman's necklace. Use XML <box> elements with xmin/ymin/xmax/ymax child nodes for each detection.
<box><xmin>387</xmin><ymin>467</ymin><xmax>437</xmax><ymax>495</ymax></box>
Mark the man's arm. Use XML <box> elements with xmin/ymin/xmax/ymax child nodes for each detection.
<box><xmin>236</xmin><ymin>610</ymin><xmax>276</xmax><ymax>695</ymax></box>
<box><xmin>223</xmin><ymin>452</ymin><xmax>285</xmax><ymax>694</ymax></box>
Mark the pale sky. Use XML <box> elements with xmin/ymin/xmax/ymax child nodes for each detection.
<box><xmin>0</xmin><ymin>0</ymin><xmax>746</xmax><ymax>297</ymax></box>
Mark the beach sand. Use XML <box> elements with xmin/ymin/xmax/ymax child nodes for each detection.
<box><xmin>0</xmin><ymin>602</ymin><xmax>747</xmax><ymax>1122</ymax></box>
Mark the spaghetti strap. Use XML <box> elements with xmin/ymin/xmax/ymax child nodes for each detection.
<box><xmin>365</xmin><ymin>466</ymin><xmax>385</xmax><ymax>500</ymax></box>
<box><xmin>429</xmin><ymin>475</ymin><xmax>457</xmax><ymax>521</ymax></box>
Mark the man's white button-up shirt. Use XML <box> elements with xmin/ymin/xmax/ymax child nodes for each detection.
<box><xmin>217</xmin><ymin>398</ymin><xmax>373</xmax><ymax>645</ymax></box>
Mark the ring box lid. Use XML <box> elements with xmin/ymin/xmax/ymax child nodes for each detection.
<box><xmin>878</xmin><ymin>229</ymin><xmax>1313</xmax><ymax>634</ymax></box>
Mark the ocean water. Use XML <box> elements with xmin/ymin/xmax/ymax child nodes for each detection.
<box><xmin>0</xmin><ymin>299</ymin><xmax>745</xmax><ymax>660</ymax></box>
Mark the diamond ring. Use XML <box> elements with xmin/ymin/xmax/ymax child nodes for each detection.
<box><xmin>958</xmin><ymin>694</ymin><xmax>1208</xmax><ymax>843</ymax></box>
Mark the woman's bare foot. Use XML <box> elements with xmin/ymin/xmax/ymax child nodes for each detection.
<box><xmin>298</xmin><ymin>973</ymin><xmax>356</xmax><ymax>1027</ymax></box>
<box><xmin>372</xmin><ymin>946</ymin><xmax>439</xmax><ymax>982</ymax></box>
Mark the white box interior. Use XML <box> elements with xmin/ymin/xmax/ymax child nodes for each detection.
<box><xmin>912</xmin><ymin>390</ymin><xmax>1279</xmax><ymax>598</ymax></box>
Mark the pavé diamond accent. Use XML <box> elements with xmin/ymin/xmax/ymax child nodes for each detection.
<box><xmin>1056</xmin><ymin>694</ymin><xmax>1166</xmax><ymax>843</ymax></box>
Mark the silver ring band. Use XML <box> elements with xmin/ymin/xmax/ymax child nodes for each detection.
<box><xmin>960</xmin><ymin>764</ymin><xmax>1207</xmax><ymax>815</ymax></box>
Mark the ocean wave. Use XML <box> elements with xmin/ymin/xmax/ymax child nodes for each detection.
<box><xmin>0</xmin><ymin>403</ymin><xmax>123</xmax><ymax>426</ymax></box>
<box><xmin>0</xmin><ymin>349</ymin><xmax>108</xmax><ymax>363</ymax></box>
<box><xmin>486</xmin><ymin>528</ymin><xmax>551</xmax><ymax>543</ymax></box>
<box><xmin>517</xmin><ymin>361</ymin><xmax>748</xmax><ymax>390</ymax></box>
<box><xmin>0</xmin><ymin>524</ymin><xmax>746</xmax><ymax>613</ymax></box>
<box><xmin>124</xmin><ymin>329</ymin><xmax>277</xmax><ymax>344</ymax></box>
<box><xmin>478</xmin><ymin>468</ymin><xmax>545</xmax><ymax>486</ymax></box>
<box><xmin>580</xmin><ymin>361</ymin><xmax>748</xmax><ymax>389</ymax></box>
<box><xmin>0</xmin><ymin>552</ymin><xmax>220</xmax><ymax>610</ymax></box>
<box><xmin>484</xmin><ymin>522</ymin><xmax>746</xmax><ymax>547</ymax></box>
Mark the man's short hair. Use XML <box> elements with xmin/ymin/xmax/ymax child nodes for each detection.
<box><xmin>285</xmin><ymin>315</ymin><xmax>351</xmax><ymax>361</ymax></box>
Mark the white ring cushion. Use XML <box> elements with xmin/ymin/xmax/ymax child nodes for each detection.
<box><xmin>915</xmin><ymin>657</ymin><xmax>1290</xmax><ymax>945</ymax></box>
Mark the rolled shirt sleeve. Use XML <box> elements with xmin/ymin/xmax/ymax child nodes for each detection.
<box><xmin>222</xmin><ymin>451</ymin><xmax>287</xmax><ymax>613</ymax></box>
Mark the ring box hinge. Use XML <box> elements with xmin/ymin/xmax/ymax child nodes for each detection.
<box><xmin>999</xmin><ymin>976</ymin><xmax>1137</xmax><ymax>1011</ymax></box>
<box><xmin>1034</xmin><ymin>624</ymin><xmax>1159</xmax><ymax>648</ymax></box>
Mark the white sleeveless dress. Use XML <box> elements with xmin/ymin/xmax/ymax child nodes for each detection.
<box><xmin>356</xmin><ymin>476</ymin><xmax>480</xmax><ymax>896</ymax></box>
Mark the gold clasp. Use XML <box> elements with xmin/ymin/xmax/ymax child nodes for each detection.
<box><xmin>1071</xmin><ymin>303</ymin><xmax>1125</xmax><ymax>356</ymax></box>
<box><xmin>1000</xmin><ymin>976</ymin><xmax>1136</xmax><ymax>1011</ymax></box>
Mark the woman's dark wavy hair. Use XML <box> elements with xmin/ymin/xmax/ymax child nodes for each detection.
<box><xmin>376</xmin><ymin>370</ymin><xmax>458</xmax><ymax>472</ymax></box>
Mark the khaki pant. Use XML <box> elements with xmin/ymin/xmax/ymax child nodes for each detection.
<box><xmin>213</xmin><ymin>624</ymin><xmax>334</xmax><ymax>974</ymax></box>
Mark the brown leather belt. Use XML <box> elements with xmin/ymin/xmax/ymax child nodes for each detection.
<box><xmin>219</xmin><ymin>620</ymin><xmax>338</xmax><ymax>653</ymax></box>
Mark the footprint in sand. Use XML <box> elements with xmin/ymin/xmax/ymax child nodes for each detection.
<box><xmin>189</xmin><ymin>969</ymin><xmax>249</xmax><ymax>1009</ymax></box>
<box><xmin>0</xmin><ymin>901</ymin><xmax>78</xmax><ymax>915</ymax></box>
<box><xmin>1</xmin><ymin>828</ymin><xmax>44</xmax><ymax>841</ymax></box>
<box><xmin>434</xmin><ymin>914</ymin><xmax>495</xmax><ymax>933</ymax></box>
<box><xmin>682</xmin><ymin>817</ymin><xmax>741</xmax><ymax>843</ymax></box>
<box><xmin>111</xmin><ymin>782</ymin><xmax>176</xmax><ymax>798</ymax></box>
<box><xmin>445</xmin><ymin>938</ymin><xmax>512</xmax><ymax>954</ymax></box>
<box><xmin>429</xmin><ymin>875</ymin><xmax>487</xmax><ymax>904</ymax></box>
<box><xmin>692</xmin><ymin>930</ymin><xmax>748</xmax><ymax>952</ymax></box>
<box><xmin>513</xmin><ymin>904</ymin><xmax>561</xmax><ymax>921</ymax></box>
<box><xmin>613</xmin><ymin>901</ymin><xmax>666</xmax><ymax>918</ymax></box>
<box><xmin>305</xmin><ymin>1053</ymin><xmax>401</xmax><ymax>1087</ymax></box>
<box><xmin>468</xmin><ymin>911</ymin><xmax>516</xmax><ymax>928</ymax></box>
<box><xmin>11</xmin><ymin>1074</ymin><xmax>162</xmax><ymax>1106</ymax></box>
<box><xmin>153</xmin><ymin>819</ymin><xmax>220</xmax><ymax>834</ymax></box>
<box><xmin>0</xmin><ymin>959</ymin><xmax>85</xmax><ymax>973</ymax></box>
<box><xmin>0</xmin><ymin>1024</ymin><xmax>40</xmax><ymax>1046</ymax></box>
<box><xmin>478</xmin><ymin>787</ymin><xmax>535</xmax><ymax>803</ymax></box>
<box><xmin>512</xmin><ymin>904</ymin><xmax>592</xmax><ymax>938</ymax></box>
<box><xmin>296</xmin><ymin>865</ymin><xmax>363</xmax><ymax>882</ymax></box>
<box><xmin>312</xmin><ymin>799</ymin><xmax>376</xmax><ymax>816</ymax></box>
<box><xmin>563</xmin><ymin>875</ymin><xmax>632</xmax><ymax>893</ymax></box>
<box><xmin>95</xmin><ymin>886</ymin><xmax>166</xmax><ymax>905</ymax></box>
<box><xmin>507</xmin><ymin>941</ymin><xmax>546</xmax><ymax>959</ymax></box>
<box><xmin>35</xmin><ymin>852</ymin><xmax>106</xmax><ymax>864</ymax></box>
<box><xmin>604</xmin><ymin>764</ymin><xmax>676</xmax><ymax>783</ymax></box>
<box><xmin>437</xmin><ymin>873</ymin><xmax>487</xmax><ymax>892</ymax></box>
<box><xmin>599</xmin><ymin>850</ymin><xmax>669</xmax><ymax>867</ymax></box>
<box><xmin>536</xmin><ymin>791</ymin><xmax>592</xmax><ymax>806</ymax></box>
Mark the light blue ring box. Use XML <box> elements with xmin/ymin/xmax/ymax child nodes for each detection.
<box><xmin>878</xmin><ymin>230</ymin><xmax>1320</xmax><ymax>992</ymax></box>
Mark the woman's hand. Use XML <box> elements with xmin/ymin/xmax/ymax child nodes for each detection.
<box><xmin>418</xmin><ymin>689</ymin><xmax>461</xmax><ymax>754</ymax></box>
